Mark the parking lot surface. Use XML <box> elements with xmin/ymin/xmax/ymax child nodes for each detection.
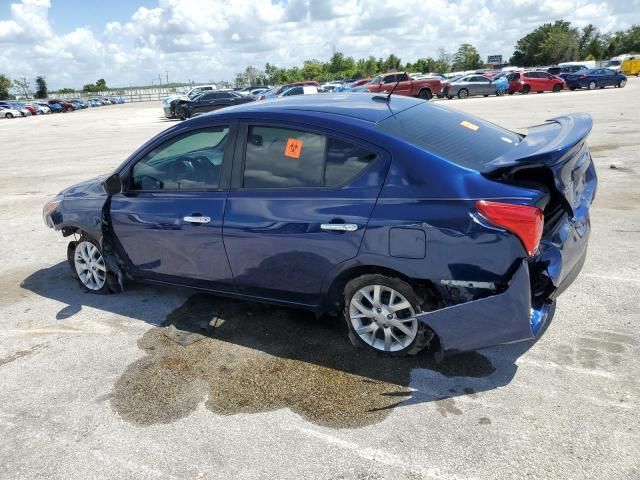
<box><xmin>1</xmin><ymin>84</ymin><xmax>639</xmax><ymax>479</ymax></box>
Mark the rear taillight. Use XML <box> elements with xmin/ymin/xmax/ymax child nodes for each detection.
<box><xmin>476</xmin><ymin>200</ymin><xmax>544</xmax><ymax>256</ymax></box>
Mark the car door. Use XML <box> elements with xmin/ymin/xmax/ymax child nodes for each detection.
<box><xmin>473</xmin><ymin>75</ymin><xmax>493</xmax><ymax>95</ymax></box>
<box><xmin>222</xmin><ymin>123</ymin><xmax>389</xmax><ymax>306</ymax></box>
<box><xmin>601</xmin><ymin>69</ymin><xmax>616</xmax><ymax>86</ymax></box>
<box><xmin>109</xmin><ymin>124</ymin><xmax>236</xmax><ymax>291</ymax></box>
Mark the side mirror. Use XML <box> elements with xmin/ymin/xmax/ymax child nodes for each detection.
<box><xmin>103</xmin><ymin>173</ymin><xmax>122</xmax><ymax>195</ymax></box>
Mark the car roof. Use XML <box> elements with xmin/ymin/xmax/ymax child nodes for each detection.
<box><xmin>210</xmin><ymin>93</ymin><xmax>422</xmax><ymax>123</ymax></box>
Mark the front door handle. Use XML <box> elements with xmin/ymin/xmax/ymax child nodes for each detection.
<box><xmin>321</xmin><ymin>223</ymin><xmax>358</xmax><ymax>232</ymax></box>
<box><xmin>184</xmin><ymin>216</ymin><xmax>210</xmax><ymax>224</ymax></box>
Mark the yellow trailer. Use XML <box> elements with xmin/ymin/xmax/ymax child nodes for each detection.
<box><xmin>621</xmin><ymin>57</ymin><xmax>640</xmax><ymax>76</ymax></box>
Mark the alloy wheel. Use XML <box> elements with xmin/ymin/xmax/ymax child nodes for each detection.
<box><xmin>349</xmin><ymin>285</ymin><xmax>418</xmax><ymax>352</ymax></box>
<box><xmin>588</xmin><ymin>81</ymin><xmax>596</xmax><ymax>90</ymax></box>
<box><xmin>74</xmin><ymin>241</ymin><xmax>107</xmax><ymax>290</ymax></box>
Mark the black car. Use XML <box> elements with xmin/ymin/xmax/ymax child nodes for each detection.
<box><xmin>546</xmin><ymin>65</ymin><xmax>588</xmax><ymax>79</ymax></box>
<box><xmin>174</xmin><ymin>91</ymin><xmax>255</xmax><ymax>120</ymax></box>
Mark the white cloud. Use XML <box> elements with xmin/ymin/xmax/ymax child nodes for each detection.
<box><xmin>0</xmin><ymin>0</ymin><xmax>638</xmax><ymax>89</ymax></box>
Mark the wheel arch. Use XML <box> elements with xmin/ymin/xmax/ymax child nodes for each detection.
<box><xmin>323</xmin><ymin>263</ymin><xmax>442</xmax><ymax>316</ymax></box>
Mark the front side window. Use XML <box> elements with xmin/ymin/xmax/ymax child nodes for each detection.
<box><xmin>243</xmin><ymin>126</ymin><xmax>377</xmax><ymax>189</ymax></box>
<box><xmin>131</xmin><ymin>127</ymin><xmax>229</xmax><ymax>190</ymax></box>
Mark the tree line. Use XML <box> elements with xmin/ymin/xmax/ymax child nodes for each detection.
<box><xmin>236</xmin><ymin>22</ymin><xmax>639</xmax><ymax>85</ymax></box>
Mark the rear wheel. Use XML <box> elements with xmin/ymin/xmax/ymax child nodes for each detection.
<box><xmin>457</xmin><ymin>88</ymin><xmax>469</xmax><ymax>99</ymax></box>
<box><xmin>344</xmin><ymin>275</ymin><xmax>433</xmax><ymax>356</ymax></box>
<box><xmin>588</xmin><ymin>81</ymin><xmax>596</xmax><ymax>90</ymax></box>
<box><xmin>552</xmin><ymin>84</ymin><xmax>562</xmax><ymax>92</ymax></box>
<box><xmin>521</xmin><ymin>85</ymin><xmax>531</xmax><ymax>94</ymax></box>
<box><xmin>418</xmin><ymin>88</ymin><xmax>432</xmax><ymax>100</ymax></box>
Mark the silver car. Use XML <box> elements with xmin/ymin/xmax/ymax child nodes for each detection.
<box><xmin>0</xmin><ymin>106</ymin><xmax>22</xmax><ymax>118</ymax></box>
<box><xmin>442</xmin><ymin>74</ymin><xmax>498</xmax><ymax>99</ymax></box>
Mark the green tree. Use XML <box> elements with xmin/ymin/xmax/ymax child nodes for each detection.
<box><xmin>511</xmin><ymin>21</ymin><xmax>580</xmax><ymax>66</ymax></box>
<box><xmin>381</xmin><ymin>54</ymin><xmax>402</xmax><ymax>72</ymax></box>
<box><xmin>408</xmin><ymin>57</ymin><xmax>439</xmax><ymax>74</ymax></box>
<box><xmin>57</xmin><ymin>88</ymin><xmax>75</xmax><ymax>94</ymax></box>
<box><xmin>35</xmin><ymin>76</ymin><xmax>48</xmax><ymax>98</ymax></box>
<box><xmin>95</xmin><ymin>78</ymin><xmax>107</xmax><ymax>90</ymax></box>
<box><xmin>452</xmin><ymin>44</ymin><xmax>483</xmax><ymax>71</ymax></box>
<box><xmin>0</xmin><ymin>74</ymin><xmax>12</xmax><ymax>100</ymax></box>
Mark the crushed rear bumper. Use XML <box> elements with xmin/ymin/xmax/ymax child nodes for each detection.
<box><xmin>416</xmin><ymin>260</ymin><xmax>554</xmax><ymax>355</ymax></box>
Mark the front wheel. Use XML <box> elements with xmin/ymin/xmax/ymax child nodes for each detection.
<box><xmin>344</xmin><ymin>275</ymin><xmax>433</xmax><ymax>356</ymax></box>
<box><xmin>5</xmin><ymin>112</ymin><xmax>13</xmax><ymax>118</ymax></box>
<box><xmin>521</xmin><ymin>85</ymin><xmax>530</xmax><ymax>94</ymax></box>
<box><xmin>588</xmin><ymin>81</ymin><xmax>596</xmax><ymax>90</ymax></box>
<box><xmin>618</xmin><ymin>79</ymin><xmax>627</xmax><ymax>88</ymax></box>
<box><xmin>457</xmin><ymin>88</ymin><xmax>469</xmax><ymax>99</ymax></box>
<box><xmin>68</xmin><ymin>237</ymin><xmax>118</xmax><ymax>293</ymax></box>
<box><xmin>553</xmin><ymin>84</ymin><xmax>562</xmax><ymax>92</ymax></box>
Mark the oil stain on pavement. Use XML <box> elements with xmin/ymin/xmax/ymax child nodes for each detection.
<box><xmin>111</xmin><ymin>293</ymin><xmax>496</xmax><ymax>429</ymax></box>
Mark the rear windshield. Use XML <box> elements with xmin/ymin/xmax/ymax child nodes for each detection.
<box><xmin>376</xmin><ymin>102</ymin><xmax>521</xmax><ymax>170</ymax></box>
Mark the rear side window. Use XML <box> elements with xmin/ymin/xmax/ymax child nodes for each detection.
<box><xmin>244</xmin><ymin>126</ymin><xmax>326</xmax><ymax>188</ymax></box>
<box><xmin>243</xmin><ymin>126</ymin><xmax>376</xmax><ymax>189</ymax></box>
<box><xmin>376</xmin><ymin>102</ymin><xmax>521</xmax><ymax>171</ymax></box>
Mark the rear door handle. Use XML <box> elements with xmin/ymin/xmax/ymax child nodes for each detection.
<box><xmin>183</xmin><ymin>216</ymin><xmax>210</xmax><ymax>224</ymax></box>
<box><xmin>321</xmin><ymin>223</ymin><xmax>358</xmax><ymax>232</ymax></box>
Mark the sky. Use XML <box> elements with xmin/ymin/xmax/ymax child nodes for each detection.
<box><xmin>0</xmin><ymin>0</ymin><xmax>638</xmax><ymax>89</ymax></box>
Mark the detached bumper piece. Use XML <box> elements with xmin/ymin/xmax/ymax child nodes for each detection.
<box><xmin>416</xmin><ymin>260</ymin><xmax>552</xmax><ymax>355</ymax></box>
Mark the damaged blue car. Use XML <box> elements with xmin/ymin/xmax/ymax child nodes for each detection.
<box><xmin>43</xmin><ymin>94</ymin><xmax>596</xmax><ymax>357</ymax></box>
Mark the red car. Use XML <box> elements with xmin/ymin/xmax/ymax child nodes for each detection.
<box><xmin>507</xmin><ymin>71</ymin><xmax>565</xmax><ymax>94</ymax></box>
<box><xmin>350</xmin><ymin>78</ymin><xmax>371</xmax><ymax>88</ymax></box>
<box><xmin>365</xmin><ymin>72</ymin><xmax>442</xmax><ymax>100</ymax></box>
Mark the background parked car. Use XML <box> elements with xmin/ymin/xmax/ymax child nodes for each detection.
<box><xmin>278</xmin><ymin>85</ymin><xmax>320</xmax><ymax>97</ymax></box>
<box><xmin>507</xmin><ymin>71</ymin><xmax>565</xmax><ymax>94</ymax></box>
<box><xmin>546</xmin><ymin>64</ymin><xmax>587</xmax><ymax>79</ymax></box>
<box><xmin>33</xmin><ymin>102</ymin><xmax>51</xmax><ymax>114</ymax></box>
<box><xmin>0</xmin><ymin>105</ymin><xmax>21</xmax><ymax>118</ymax></box>
<box><xmin>350</xmin><ymin>78</ymin><xmax>371</xmax><ymax>88</ymax></box>
<box><xmin>366</xmin><ymin>72</ymin><xmax>442</xmax><ymax>100</ymax></box>
<box><xmin>174</xmin><ymin>90</ymin><xmax>255</xmax><ymax>120</ymax></box>
<box><xmin>442</xmin><ymin>74</ymin><xmax>499</xmax><ymax>99</ymax></box>
<box><xmin>564</xmin><ymin>68</ymin><xmax>627</xmax><ymax>90</ymax></box>
<box><xmin>46</xmin><ymin>101</ymin><xmax>63</xmax><ymax>113</ymax></box>
<box><xmin>0</xmin><ymin>101</ymin><xmax>32</xmax><ymax>116</ymax></box>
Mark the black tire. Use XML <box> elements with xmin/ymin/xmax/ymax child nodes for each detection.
<box><xmin>67</xmin><ymin>236</ymin><xmax>120</xmax><ymax>294</ymax></box>
<box><xmin>618</xmin><ymin>79</ymin><xmax>627</xmax><ymax>88</ymax></box>
<box><xmin>418</xmin><ymin>88</ymin><xmax>432</xmax><ymax>100</ymax></box>
<box><xmin>457</xmin><ymin>88</ymin><xmax>469</xmax><ymax>99</ymax></box>
<box><xmin>447</xmin><ymin>95</ymin><xmax>453</xmax><ymax>100</ymax></box>
<box><xmin>343</xmin><ymin>274</ymin><xmax>434</xmax><ymax>356</ymax></box>
<box><xmin>5</xmin><ymin>112</ymin><xmax>13</xmax><ymax>118</ymax></box>
<box><xmin>483</xmin><ymin>94</ymin><xmax>489</xmax><ymax>97</ymax></box>
<box><xmin>521</xmin><ymin>85</ymin><xmax>530</xmax><ymax>94</ymax></box>
<box><xmin>553</xmin><ymin>84</ymin><xmax>562</xmax><ymax>92</ymax></box>
<box><xmin>570</xmin><ymin>86</ymin><xmax>577</xmax><ymax>91</ymax></box>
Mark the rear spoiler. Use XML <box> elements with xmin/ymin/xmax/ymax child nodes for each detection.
<box><xmin>480</xmin><ymin>113</ymin><xmax>593</xmax><ymax>174</ymax></box>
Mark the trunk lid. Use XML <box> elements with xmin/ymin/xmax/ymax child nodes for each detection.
<box><xmin>481</xmin><ymin>113</ymin><xmax>596</xmax><ymax>217</ymax></box>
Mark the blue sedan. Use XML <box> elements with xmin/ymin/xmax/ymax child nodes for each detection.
<box><xmin>42</xmin><ymin>94</ymin><xmax>596</xmax><ymax>357</ymax></box>
<box><xmin>564</xmin><ymin>68</ymin><xmax>627</xmax><ymax>90</ymax></box>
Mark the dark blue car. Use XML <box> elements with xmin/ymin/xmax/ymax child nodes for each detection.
<box><xmin>564</xmin><ymin>68</ymin><xmax>627</xmax><ymax>90</ymax></box>
<box><xmin>43</xmin><ymin>94</ymin><xmax>597</xmax><ymax>357</ymax></box>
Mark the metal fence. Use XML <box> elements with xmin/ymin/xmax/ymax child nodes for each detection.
<box><xmin>52</xmin><ymin>87</ymin><xmax>192</xmax><ymax>103</ymax></box>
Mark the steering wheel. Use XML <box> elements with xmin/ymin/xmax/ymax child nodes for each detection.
<box><xmin>168</xmin><ymin>157</ymin><xmax>196</xmax><ymax>187</ymax></box>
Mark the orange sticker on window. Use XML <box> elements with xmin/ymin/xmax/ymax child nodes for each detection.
<box><xmin>285</xmin><ymin>138</ymin><xmax>303</xmax><ymax>159</ymax></box>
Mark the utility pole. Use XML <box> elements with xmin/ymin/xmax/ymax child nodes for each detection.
<box><xmin>166</xmin><ymin>70</ymin><xmax>169</xmax><ymax>84</ymax></box>
<box><xmin>158</xmin><ymin>74</ymin><xmax>162</xmax><ymax>86</ymax></box>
